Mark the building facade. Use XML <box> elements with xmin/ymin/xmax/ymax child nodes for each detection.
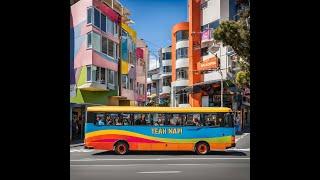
<box><xmin>159</xmin><ymin>46</ymin><xmax>172</xmax><ymax>106</ymax></box>
<box><xmin>118</xmin><ymin>22</ymin><xmax>137</xmax><ymax>106</ymax></box>
<box><xmin>171</xmin><ymin>0</ymin><xmax>238</xmax><ymax>108</ymax></box>
<box><xmin>70</xmin><ymin>0</ymin><xmax>147</xmax><ymax>141</ymax></box>
<box><xmin>135</xmin><ymin>39</ymin><xmax>149</xmax><ymax>106</ymax></box>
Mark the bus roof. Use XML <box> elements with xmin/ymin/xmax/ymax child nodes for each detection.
<box><xmin>87</xmin><ymin>106</ymin><xmax>232</xmax><ymax>113</ymax></box>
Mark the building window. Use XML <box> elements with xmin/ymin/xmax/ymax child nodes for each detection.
<box><xmin>101</xmin><ymin>14</ymin><xmax>106</xmax><ymax>32</ymax></box>
<box><xmin>87</xmin><ymin>32</ymin><xmax>92</xmax><ymax>48</ymax></box>
<box><xmin>163</xmin><ymin>66</ymin><xmax>172</xmax><ymax>73</ymax></box>
<box><xmin>176</xmin><ymin>30</ymin><xmax>188</xmax><ymax>42</ymax></box>
<box><xmin>87</xmin><ymin>7</ymin><xmax>93</xmax><ymax>24</ymax></box>
<box><xmin>86</xmin><ymin>65</ymin><xmax>106</xmax><ymax>83</ymax></box>
<box><xmin>179</xmin><ymin>93</ymin><xmax>189</xmax><ymax>104</ymax></box>
<box><xmin>114</xmin><ymin>22</ymin><xmax>119</xmax><ymax>36</ymax></box>
<box><xmin>107</xmin><ymin>17</ymin><xmax>113</xmax><ymax>35</ymax></box>
<box><xmin>201</xmin><ymin>47</ymin><xmax>209</xmax><ymax>56</ymax></box>
<box><xmin>162</xmin><ymin>52</ymin><xmax>171</xmax><ymax>60</ymax></box>
<box><xmin>130</xmin><ymin>78</ymin><xmax>134</xmax><ymax>90</ymax></box>
<box><xmin>114</xmin><ymin>43</ymin><xmax>118</xmax><ymax>60</ymax></box>
<box><xmin>107</xmin><ymin>39</ymin><xmax>114</xmax><ymax>58</ymax></box>
<box><xmin>101</xmin><ymin>36</ymin><xmax>108</xmax><ymax>54</ymax></box>
<box><xmin>92</xmin><ymin>31</ymin><xmax>101</xmax><ymax>52</ymax></box>
<box><xmin>176</xmin><ymin>67</ymin><xmax>188</xmax><ymax>80</ymax></box>
<box><xmin>176</xmin><ymin>47</ymin><xmax>188</xmax><ymax>59</ymax></box>
<box><xmin>87</xmin><ymin>65</ymin><xmax>91</xmax><ymax>81</ymax></box>
<box><xmin>94</xmin><ymin>8</ymin><xmax>100</xmax><ymax>28</ymax></box>
<box><xmin>163</xmin><ymin>76</ymin><xmax>171</xmax><ymax>86</ymax></box>
<box><xmin>122</xmin><ymin>75</ymin><xmax>129</xmax><ymax>89</ymax></box>
<box><xmin>107</xmin><ymin>69</ymin><xmax>115</xmax><ymax>85</ymax></box>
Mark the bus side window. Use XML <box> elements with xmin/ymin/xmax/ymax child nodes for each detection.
<box><xmin>87</xmin><ymin>112</ymin><xmax>96</xmax><ymax>125</ymax></box>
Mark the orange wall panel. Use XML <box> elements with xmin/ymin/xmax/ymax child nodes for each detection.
<box><xmin>171</xmin><ymin>22</ymin><xmax>189</xmax><ymax>82</ymax></box>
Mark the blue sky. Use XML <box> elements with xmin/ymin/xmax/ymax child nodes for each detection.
<box><xmin>120</xmin><ymin>0</ymin><xmax>188</xmax><ymax>69</ymax></box>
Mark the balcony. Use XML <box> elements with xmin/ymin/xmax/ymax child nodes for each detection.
<box><xmin>174</xmin><ymin>79</ymin><xmax>189</xmax><ymax>87</ymax></box>
<box><xmin>161</xmin><ymin>86</ymin><xmax>171</xmax><ymax>95</ymax></box>
<box><xmin>102</xmin><ymin>0</ymin><xmax>131</xmax><ymax>23</ymax></box>
<box><xmin>78</xmin><ymin>82</ymin><xmax>108</xmax><ymax>91</ymax></box>
<box><xmin>160</xmin><ymin>72</ymin><xmax>172</xmax><ymax>78</ymax></box>
<box><xmin>162</xmin><ymin>59</ymin><xmax>172</xmax><ymax>66</ymax></box>
<box><xmin>151</xmin><ymin>73</ymin><xmax>160</xmax><ymax>80</ymax></box>
<box><xmin>176</xmin><ymin>58</ymin><xmax>189</xmax><ymax>69</ymax></box>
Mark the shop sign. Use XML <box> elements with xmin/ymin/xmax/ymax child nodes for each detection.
<box><xmin>197</xmin><ymin>57</ymin><xmax>218</xmax><ymax>71</ymax></box>
<box><xmin>201</xmin><ymin>29</ymin><xmax>212</xmax><ymax>41</ymax></box>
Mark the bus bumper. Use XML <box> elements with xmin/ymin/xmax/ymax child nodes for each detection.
<box><xmin>226</xmin><ymin>143</ymin><xmax>236</xmax><ymax>149</ymax></box>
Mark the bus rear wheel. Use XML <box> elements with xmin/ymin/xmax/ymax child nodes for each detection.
<box><xmin>195</xmin><ymin>142</ymin><xmax>210</xmax><ymax>155</ymax></box>
<box><xmin>114</xmin><ymin>142</ymin><xmax>129</xmax><ymax>155</ymax></box>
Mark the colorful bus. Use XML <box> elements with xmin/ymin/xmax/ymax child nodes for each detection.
<box><xmin>84</xmin><ymin>106</ymin><xmax>235</xmax><ymax>155</ymax></box>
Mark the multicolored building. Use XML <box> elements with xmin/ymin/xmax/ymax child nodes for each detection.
<box><xmin>171</xmin><ymin>0</ymin><xmax>238</xmax><ymax>108</ymax></box>
<box><xmin>70</xmin><ymin>0</ymin><xmax>147</xmax><ymax>141</ymax></box>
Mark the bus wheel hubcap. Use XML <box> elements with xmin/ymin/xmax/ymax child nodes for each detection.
<box><xmin>198</xmin><ymin>144</ymin><xmax>207</xmax><ymax>154</ymax></box>
<box><xmin>118</xmin><ymin>145</ymin><xmax>125</xmax><ymax>153</ymax></box>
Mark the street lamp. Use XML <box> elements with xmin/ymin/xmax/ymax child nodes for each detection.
<box><xmin>208</xmin><ymin>43</ymin><xmax>223</xmax><ymax>107</ymax></box>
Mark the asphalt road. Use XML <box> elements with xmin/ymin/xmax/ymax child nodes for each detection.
<box><xmin>70</xmin><ymin>134</ymin><xmax>250</xmax><ymax>180</ymax></box>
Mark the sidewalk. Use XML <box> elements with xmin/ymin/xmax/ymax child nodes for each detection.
<box><xmin>70</xmin><ymin>139</ymin><xmax>84</xmax><ymax>148</ymax></box>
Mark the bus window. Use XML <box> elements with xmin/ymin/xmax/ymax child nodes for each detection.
<box><xmin>86</xmin><ymin>112</ymin><xmax>96</xmax><ymax>125</ymax></box>
<box><xmin>224</xmin><ymin>113</ymin><xmax>234</xmax><ymax>127</ymax></box>
<box><xmin>122</xmin><ymin>114</ymin><xmax>130</xmax><ymax>126</ymax></box>
<box><xmin>133</xmin><ymin>114</ymin><xmax>140</xmax><ymax>125</ymax></box>
<box><xmin>157</xmin><ymin>114</ymin><xmax>165</xmax><ymax>126</ymax></box>
<box><xmin>96</xmin><ymin>113</ymin><xmax>106</xmax><ymax>126</ymax></box>
<box><xmin>115</xmin><ymin>114</ymin><xmax>123</xmax><ymax>125</ymax></box>
<box><xmin>105</xmin><ymin>114</ymin><xmax>113</xmax><ymax>125</ymax></box>
<box><xmin>205</xmin><ymin>113</ymin><xmax>221</xmax><ymax>127</ymax></box>
<box><xmin>186</xmin><ymin>114</ymin><xmax>194</xmax><ymax>126</ymax></box>
<box><xmin>171</xmin><ymin>114</ymin><xmax>182</xmax><ymax>126</ymax></box>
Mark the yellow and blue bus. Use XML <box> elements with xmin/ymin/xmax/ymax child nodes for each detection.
<box><xmin>84</xmin><ymin>106</ymin><xmax>235</xmax><ymax>155</ymax></box>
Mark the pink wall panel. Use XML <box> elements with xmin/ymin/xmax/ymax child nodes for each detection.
<box><xmin>92</xmin><ymin>52</ymin><xmax>118</xmax><ymax>71</ymax></box>
<box><xmin>121</xmin><ymin>88</ymin><xmax>134</xmax><ymax>100</ymax></box>
<box><xmin>74</xmin><ymin>41</ymin><xmax>93</xmax><ymax>68</ymax></box>
<box><xmin>71</xmin><ymin>0</ymin><xmax>92</xmax><ymax>26</ymax></box>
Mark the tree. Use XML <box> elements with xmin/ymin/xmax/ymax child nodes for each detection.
<box><xmin>213</xmin><ymin>7</ymin><xmax>250</xmax><ymax>89</ymax></box>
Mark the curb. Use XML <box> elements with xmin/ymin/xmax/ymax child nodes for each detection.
<box><xmin>70</xmin><ymin>143</ymin><xmax>84</xmax><ymax>148</ymax></box>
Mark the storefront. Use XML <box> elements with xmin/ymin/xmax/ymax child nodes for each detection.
<box><xmin>241</xmin><ymin>88</ymin><xmax>250</xmax><ymax>131</ymax></box>
<box><xmin>70</xmin><ymin>103</ymin><xmax>86</xmax><ymax>142</ymax></box>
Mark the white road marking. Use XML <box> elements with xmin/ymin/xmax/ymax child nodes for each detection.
<box><xmin>225</xmin><ymin>148</ymin><xmax>250</xmax><ymax>151</ymax></box>
<box><xmin>71</xmin><ymin>164</ymin><xmax>212</xmax><ymax>167</ymax></box>
<box><xmin>70</xmin><ymin>157</ymin><xmax>250</xmax><ymax>161</ymax></box>
<box><xmin>137</xmin><ymin>171</ymin><xmax>181</xmax><ymax>174</ymax></box>
<box><xmin>70</xmin><ymin>163</ymin><xmax>250</xmax><ymax>167</ymax></box>
<box><xmin>70</xmin><ymin>149</ymin><xmax>94</xmax><ymax>153</ymax></box>
<box><xmin>235</xmin><ymin>133</ymin><xmax>250</xmax><ymax>143</ymax></box>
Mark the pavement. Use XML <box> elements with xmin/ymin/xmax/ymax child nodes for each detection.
<box><xmin>70</xmin><ymin>133</ymin><xmax>250</xmax><ymax>180</ymax></box>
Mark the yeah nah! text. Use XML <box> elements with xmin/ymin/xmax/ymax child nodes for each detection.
<box><xmin>151</xmin><ymin>128</ymin><xmax>183</xmax><ymax>134</ymax></box>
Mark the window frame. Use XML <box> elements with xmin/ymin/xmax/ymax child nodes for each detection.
<box><xmin>87</xmin><ymin>7</ymin><xmax>93</xmax><ymax>24</ymax></box>
<box><xmin>87</xmin><ymin>32</ymin><xmax>92</xmax><ymax>49</ymax></box>
<box><xmin>176</xmin><ymin>30</ymin><xmax>189</xmax><ymax>42</ymax></box>
<box><xmin>93</xmin><ymin>8</ymin><xmax>101</xmax><ymax>28</ymax></box>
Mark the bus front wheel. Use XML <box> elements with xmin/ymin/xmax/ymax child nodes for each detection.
<box><xmin>195</xmin><ymin>142</ymin><xmax>210</xmax><ymax>155</ymax></box>
<box><xmin>114</xmin><ymin>141</ymin><xmax>129</xmax><ymax>155</ymax></box>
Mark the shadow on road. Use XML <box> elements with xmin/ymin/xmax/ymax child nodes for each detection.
<box><xmin>92</xmin><ymin>150</ymin><xmax>247</xmax><ymax>156</ymax></box>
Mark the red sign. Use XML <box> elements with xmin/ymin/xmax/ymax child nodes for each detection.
<box><xmin>197</xmin><ymin>57</ymin><xmax>218</xmax><ymax>71</ymax></box>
